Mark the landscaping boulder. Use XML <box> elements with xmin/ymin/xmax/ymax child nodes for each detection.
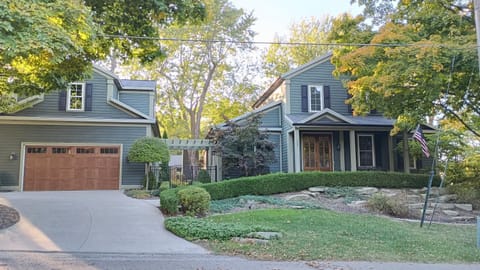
<box><xmin>286</xmin><ymin>194</ymin><xmax>315</xmax><ymax>201</ymax></box>
<box><xmin>356</xmin><ymin>187</ymin><xmax>378</xmax><ymax>195</ymax></box>
<box><xmin>442</xmin><ymin>210</ymin><xmax>459</xmax><ymax>216</ymax></box>
<box><xmin>308</xmin><ymin>187</ymin><xmax>327</xmax><ymax>193</ymax></box>
<box><xmin>246</xmin><ymin>231</ymin><xmax>282</xmax><ymax>240</ymax></box>
<box><xmin>455</xmin><ymin>204</ymin><xmax>473</xmax><ymax>212</ymax></box>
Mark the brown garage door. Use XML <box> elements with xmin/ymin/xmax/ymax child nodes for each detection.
<box><xmin>24</xmin><ymin>145</ymin><xmax>120</xmax><ymax>191</ymax></box>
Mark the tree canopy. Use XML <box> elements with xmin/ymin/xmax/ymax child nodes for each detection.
<box><xmin>263</xmin><ymin>16</ymin><xmax>334</xmax><ymax>78</ymax></box>
<box><xmin>211</xmin><ymin>115</ymin><xmax>275</xmax><ymax>177</ymax></box>
<box><xmin>128</xmin><ymin>0</ymin><xmax>256</xmax><ymax>139</ymax></box>
<box><xmin>329</xmin><ymin>0</ymin><xmax>480</xmax><ymax>137</ymax></box>
<box><xmin>0</xmin><ymin>0</ymin><xmax>205</xmax><ymax>113</ymax></box>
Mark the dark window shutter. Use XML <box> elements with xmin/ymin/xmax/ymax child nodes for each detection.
<box><xmin>301</xmin><ymin>85</ymin><xmax>308</xmax><ymax>112</ymax></box>
<box><xmin>58</xmin><ymin>90</ymin><xmax>67</xmax><ymax>111</ymax></box>
<box><xmin>323</xmin><ymin>86</ymin><xmax>331</xmax><ymax>109</ymax></box>
<box><xmin>85</xmin><ymin>83</ymin><xmax>93</xmax><ymax>111</ymax></box>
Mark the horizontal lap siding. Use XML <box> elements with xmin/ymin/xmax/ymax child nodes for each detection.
<box><xmin>260</xmin><ymin>106</ymin><xmax>282</xmax><ymax>127</ymax></box>
<box><xmin>119</xmin><ymin>92</ymin><xmax>152</xmax><ymax>116</ymax></box>
<box><xmin>15</xmin><ymin>72</ymin><xmax>138</xmax><ymax>119</ymax></box>
<box><xmin>267</xmin><ymin>133</ymin><xmax>281</xmax><ymax>173</ymax></box>
<box><xmin>0</xmin><ymin>125</ymin><xmax>147</xmax><ymax>187</ymax></box>
<box><xmin>289</xmin><ymin>61</ymin><xmax>349</xmax><ymax>114</ymax></box>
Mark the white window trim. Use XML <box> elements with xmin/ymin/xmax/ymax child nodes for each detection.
<box><xmin>67</xmin><ymin>82</ymin><xmax>86</xmax><ymax>112</ymax></box>
<box><xmin>357</xmin><ymin>134</ymin><xmax>376</xmax><ymax>168</ymax></box>
<box><xmin>307</xmin><ymin>85</ymin><xmax>324</xmax><ymax>112</ymax></box>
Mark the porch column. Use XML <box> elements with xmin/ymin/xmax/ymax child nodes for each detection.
<box><xmin>339</xmin><ymin>131</ymin><xmax>345</xmax><ymax>171</ymax></box>
<box><xmin>349</xmin><ymin>130</ymin><xmax>357</xmax><ymax>171</ymax></box>
<box><xmin>287</xmin><ymin>131</ymin><xmax>294</xmax><ymax>172</ymax></box>
<box><xmin>388</xmin><ymin>134</ymin><xmax>395</xmax><ymax>172</ymax></box>
<box><xmin>294</xmin><ymin>128</ymin><xmax>301</xmax><ymax>172</ymax></box>
<box><xmin>403</xmin><ymin>130</ymin><xmax>410</xmax><ymax>173</ymax></box>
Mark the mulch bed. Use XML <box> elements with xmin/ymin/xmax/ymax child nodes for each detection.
<box><xmin>0</xmin><ymin>204</ymin><xmax>20</xmax><ymax>230</ymax></box>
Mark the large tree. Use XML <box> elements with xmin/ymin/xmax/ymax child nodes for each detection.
<box><xmin>328</xmin><ymin>0</ymin><xmax>480</xmax><ymax>137</ymax></box>
<box><xmin>129</xmin><ymin>0</ymin><xmax>256</xmax><ymax>140</ymax></box>
<box><xmin>0</xmin><ymin>0</ymin><xmax>204</xmax><ymax>113</ymax></box>
<box><xmin>263</xmin><ymin>16</ymin><xmax>334</xmax><ymax>78</ymax></box>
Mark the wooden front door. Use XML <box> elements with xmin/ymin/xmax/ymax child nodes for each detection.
<box><xmin>302</xmin><ymin>135</ymin><xmax>332</xmax><ymax>171</ymax></box>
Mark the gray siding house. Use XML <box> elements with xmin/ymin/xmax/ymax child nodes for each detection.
<box><xmin>0</xmin><ymin>66</ymin><xmax>158</xmax><ymax>191</ymax></box>
<box><xmin>230</xmin><ymin>53</ymin><xmax>431</xmax><ymax>176</ymax></box>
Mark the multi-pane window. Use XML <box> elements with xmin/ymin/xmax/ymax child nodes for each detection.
<box><xmin>76</xmin><ymin>147</ymin><xmax>95</xmax><ymax>154</ymax></box>
<box><xmin>308</xmin><ymin>85</ymin><xmax>323</xmax><ymax>112</ymax></box>
<box><xmin>357</xmin><ymin>134</ymin><xmax>375</xmax><ymax>167</ymax></box>
<box><xmin>100</xmin><ymin>148</ymin><xmax>119</xmax><ymax>154</ymax></box>
<box><xmin>67</xmin><ymin>83</ymin><xmax>85</xmax><ymax>111</ymax></box>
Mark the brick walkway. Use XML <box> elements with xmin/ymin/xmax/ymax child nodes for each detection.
<box><xmin>0</xmin><ymin>204</ymin><xmax>19</xmax><ymax>229</ymax></box>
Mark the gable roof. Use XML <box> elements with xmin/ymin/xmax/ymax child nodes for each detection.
<box><xmin>287</xmin><ymin>112</ymin><xmax>395</xmax><ymax>127</ymax></box>
<box><xmin>215</xmin><ymin>101</ymin><xmax>282</xmax><ymax>128</ymax></box>
<box><xmin>253</xmin><ymin>52</ymin><xmax>333</xmax><ymax>109</ymax></box>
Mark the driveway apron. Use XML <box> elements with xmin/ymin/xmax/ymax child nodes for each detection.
<box><xmin>0</xmin><ymin>191</ymin><xmax>207</xmax><ymax>254</ymax></box>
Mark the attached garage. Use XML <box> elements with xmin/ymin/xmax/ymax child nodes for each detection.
<box><xmin>23</xmin><ymin>145</ymin><xmax>121</xmax><ymax>191</ymax></box>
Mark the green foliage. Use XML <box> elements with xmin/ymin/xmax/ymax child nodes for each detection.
<box><xmin>367</xmin><ymin>193</ymin><xmax>409</xmax><ymax>218</ymax></box>
<box><xmin>202</xmin><ymin>171</ymin><xmax>440</xmax><ymax>201</ymax></box>
<box><xmin>324</xmin><ymin>187</ymin><xmax>364</xmax><ymax>203</ymax></box>
<box><xmin>446</xmin><ymin>152</ymin><xmax>480</xmax><ymax>209</ymax></box>
<box><xmin>128</xmin><ymin>137</ymin><xmax>169</xmax><ymax>163</ymax></box>
<box><xmin>211</xmin><ymin>114</ymin><xmax>276</xmax><ymax>177</ymax></box>
<box><xmin>328</xmin><ymin>1</ymin><xmax>480</xmax><ymax>137</ymax></box>
<box><xmin>143</xmin><ymin>173</ymin><xmax>159</xmax><ymax>190</ymax></box>
<box><xmin>160</xmin><ymin>171</ymin><xmax>439</xmax><ymax>214</ymax></box>
<box><xmin>0</xmin><ymin>0</ymin><xmax>99</xmax><ymax>105</ymax></box>
<box><xmin>160</xmin><ymin>188</ymin><xmax>181</xmax><ymax>215</ymax></box>
<box><xmin>177</xmin><ymin>186</ymin><xmax>211</xmax><ymax>216</ymax></box>
<box><xmin>263</xmin><ymin>16</ymin><xmax>334</xmax><ymax>77</ymax></box>
<box><xmin>165</xmin><ymin>216</ymin><xmax>272</xmax><ymax>240</ymax></box>
<box><xmin>84</xmin><ymin>0</ymin><xmax>205</xmax><ymax>64</ymax></box>
<box><xmin>131</xmin><ymin>0</ymin><xmax>256</xmax><ymax>139</ymax></box>
<box><xmin>205</xmin><ymin>209</ymin><xmax>480</xmax><ymax>262</ymax></box>
<box><xmin>197</xmin><ymin>169</ymin><xmax>211</xmax><ymax>184</ymax></box>
<box><xmin>210</xmin><ymin>195</ymin><xmax>322</xmax><ymax>213</ymax></box>
<box><xmin>124</xmin><ymin>189</ymin><xmax>153</xmax><ymax>199</ymax></box>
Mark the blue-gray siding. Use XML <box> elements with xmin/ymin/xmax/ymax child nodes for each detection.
<box><xmin>260</xmin><ymin>106</ymin><xmax>282</xmax><ymax>127</ymax></box>
<box><xmin>119</xmin><ymin>92</ymin><xmax>151</xmax><ymax>116</ymax></box>
<box><xmin>281</xmin><ymin>115</ymin><xmax>291</xmax><ymax>172</ymax></box>
<box><xmin>15</xmin><ymin>71</ymin><xmax>138</xmax><ymax>119</ymax></box>
<box><xmin>267</xmin><ymin>133</ymin><xmax>281</xmax><ymax>173</ymax></box>
<box><xmin>0</xmin><ymin>124</ymin><xmax>148</xmax><ymax>187</ymax></box>
<box><xmin>289</xmin><ymin>60</ymin><xmax>349</xmax><ymax>115</ymax></box>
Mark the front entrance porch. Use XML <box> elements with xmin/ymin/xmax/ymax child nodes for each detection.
<box><xmin>289</xmin><ymin>128</ymin><xmax>396</xmax><ymax>173</ymax></box>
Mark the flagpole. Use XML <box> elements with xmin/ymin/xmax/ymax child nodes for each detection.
<box><xmin>420</xmin><ymin>125</ymin><xmax>440</xmax><ymax>228</ymax></box>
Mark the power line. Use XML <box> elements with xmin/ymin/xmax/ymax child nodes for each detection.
<box><xmin>100</xmin><ymin>34</ymin><xmax>477</xmax><ymax>50</ymax></box>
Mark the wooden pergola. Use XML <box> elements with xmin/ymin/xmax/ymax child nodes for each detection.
<box><xmin>159</xmin><ymin>139</ymin><xmax>222</xmax><ymax>181</ymax></box>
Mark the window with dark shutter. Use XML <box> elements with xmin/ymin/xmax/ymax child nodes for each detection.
<box><xmin>85</xmin><ymin>83</ymin><xmax>93</xmax><ymax>111</ymax></box>
<box><xmin>301</xmin><ymin>85</ymin><xmax>308</xmax><ymax>112</ymax></box>
<box><xmin>323</xmin><ymin>86</ymin><xmax>331</xmax><ymax>109</ymax></box>
<box><xmin>58</xmin><ymin>90</ymin><xmax>67</xmax><ymax>111</ymax></box>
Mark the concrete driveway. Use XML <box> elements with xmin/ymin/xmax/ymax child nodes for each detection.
<box><xmin>0</xmin><ymin>191</ymin><xmax>207</xmax><ymax>254</ymax></box>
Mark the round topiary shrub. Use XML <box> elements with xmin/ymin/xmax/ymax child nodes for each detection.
<box><xmin>178</xmin><ymin>186</ymin><xmax>211</xmax><ymax>217</ymax></box>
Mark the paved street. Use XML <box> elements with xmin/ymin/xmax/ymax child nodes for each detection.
<box><xmin>1</xmin><ymin>252</ymin><xmax>480</xmax><ymax>270</ymax></box>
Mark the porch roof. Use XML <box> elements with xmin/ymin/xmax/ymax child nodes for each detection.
<box><xmin>286</xmin><ymin>113</ymin><xmax>395</xmax><ymax>126</ymax></box>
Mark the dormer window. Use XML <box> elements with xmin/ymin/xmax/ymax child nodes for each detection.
<box><xmin>67</xmin><ymin>83</ymin><xmax>85</xmax><ymax>111</ymax></box>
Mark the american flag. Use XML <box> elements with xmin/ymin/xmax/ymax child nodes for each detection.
<box><xmin>413</xmin><ymin>125</ymin><xmax>430</xmax><ymax>158</ymax></box>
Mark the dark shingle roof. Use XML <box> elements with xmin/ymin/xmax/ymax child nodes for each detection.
<box><xmin>286</xmin><ymin>113</ymin><xmax>394</xmax><ymax>126</ymax></box>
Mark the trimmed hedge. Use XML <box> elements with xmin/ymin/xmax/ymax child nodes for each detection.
<box><xmin>160</xmin><ymin>171</ymin><xmax>440</xmax><ymax>214</ymax></box>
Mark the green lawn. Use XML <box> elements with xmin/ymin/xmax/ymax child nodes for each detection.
<box><xmin>200</xmin><ymin>209</ymin><xmax>480</xmax><ymax>262</ymax></box>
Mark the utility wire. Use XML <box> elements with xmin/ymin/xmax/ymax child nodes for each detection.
<box><xmin>100</xmin><ymin>34</ymin><xmax>477</xmax><ymax>49</ymax></box>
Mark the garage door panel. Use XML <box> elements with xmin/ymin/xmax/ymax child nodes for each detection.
<box><xmin>24</xmin><ymin>145</ymin><xmax>120</xmax><ymax>191</ymax></box>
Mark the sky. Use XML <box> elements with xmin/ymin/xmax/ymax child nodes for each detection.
<box><xmin>229</xmin><ymin>0</ymin><xmax>363</xmax><ymax>42</ymax></box>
